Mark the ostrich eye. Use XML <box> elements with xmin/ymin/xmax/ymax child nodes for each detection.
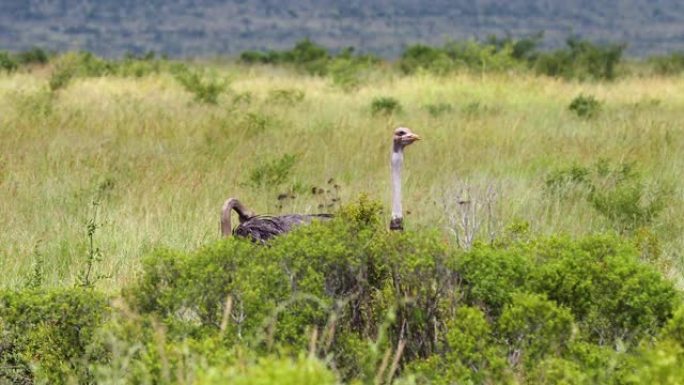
<box><xmin>396</xmin><ymin>130</ymin><xmax>406</xmax><ymax>136</ymax></box>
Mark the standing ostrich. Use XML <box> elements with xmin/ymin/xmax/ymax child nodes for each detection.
<box><xmin>221</xmin><ymin>126</ymin><xmax>421</xmax><ymax>241</ymax></box>
<box><xmin>389</xmin><ymin>127</ymin><xmax>421</xmax><ymax>231</ymax></box>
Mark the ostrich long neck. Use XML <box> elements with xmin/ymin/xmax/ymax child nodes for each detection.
<box><xmin>390</xmin><ymin>144</ymin><xmax>404</xmax><ymax>231</ymax></box>
<box><xmin>221</xmin><ymin>198</ymin><xmax>255</xmax><ymax>237</ymax></box>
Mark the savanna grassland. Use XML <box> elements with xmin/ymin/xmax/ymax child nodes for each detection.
<box><xmin>2</xmin><ymin>60</ymin><xmax>683</xmax><ymax>289</ymax></box>
<box><xmin>2</xmin><ymin>43</ymin><xmax>684</xmax><ymax>384</ymax></box>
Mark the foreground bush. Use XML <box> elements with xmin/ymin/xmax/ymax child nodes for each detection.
<box><xmin>1</xmin><ymin>199</ymin><xmax>681</xmax><ymax>384</ymax></box>
<box><xmin>0</xmin><ymin>288</ymin><xmax>109</xmax><ymax>384</ymax></box>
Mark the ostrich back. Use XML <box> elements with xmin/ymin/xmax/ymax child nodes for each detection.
<box><xmin>234</xmin><ymin>213</ymin><xmax>333</xmax><ymax>243</ymax></box>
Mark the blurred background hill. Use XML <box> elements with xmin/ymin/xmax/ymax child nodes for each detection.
<box><xmin>1</xmin><ymin>0</ymin><xmax>684</xmax><ymax>57</ymax></box>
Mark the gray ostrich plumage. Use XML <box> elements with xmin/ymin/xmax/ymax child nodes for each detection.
<box><xmin>220</xmin><ymin>198</ymin><xmax>333</xmax><ymax>243</ymax></box>
<box><xmin>221</xmin><ymin>127</ymin><xmax>420</xmax><ymax>242</ymax></box>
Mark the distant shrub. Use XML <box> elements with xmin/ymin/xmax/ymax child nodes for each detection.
<box><xmin>485</xmin><ymin>32</ymin><xmax>544</xmax><ymax>62</ymax></box>
<box><xmin>545</xmin><ymin>163</ymin><xmax>590</xmax><ymax>192</ymax></box>
<box><xmin>546</xmin><ymin>160</ymin><xmax>671</xmax><ymax>232</ymax></box>
<box><xmin>0</xmin><ymin>51</ymin><xmax>18</xmax><ymax>73</ymax></box>
<box><xmin>648</xmin><ymin>52</ymin><xmax>684</xmax><ymax>76</ymax></box>
<box><xmin>173</xmin><ymin>66</ymin><xmax>228</xmax><ymax>104</ymax></box>
<box><xmin>329</xmin><ymin>54</ymin><xmax>377</xmax><ymax>91</ymax></box>
<box><xmin>15</xmin><ymin>47</ymin><xmax>50</xmax><ymax>65</ymax></box>
<box><xmin>569</xmin><ymin>94</ymin><xmax>602</xmax><ymax>118</ymax></box>
<box><xmin>240</xmin><ymin>39</ymin><xmax>330</xmax><ymax>75</ymax></box>
<box><xmin>424</xmin><ymin>102</ymin><xmax>453</xmax><ymax>117</ymax></box>
<box><xmin>246</xmin><ymin>153</ymin><xmax>298</xmax><ymax>188</ymax></box>
<box><xmin>400</xmin><ymin>34</ymin><xmax>540</xmax><ymax>75</ymax></box>
<box><xmin>267</xmin><ymin>88</ymin><xmax>305</xmax><ymax>105</ymax></box>
<box><xmin>49</xmin><ymin>52</ymin><xmax>113</xmax><ymax>91</ymax></box>
<box><xmin>399</xmin><ymin>44</ymin><xmax>453</xmax><ymax>75</ymax></box>
<box><xmin>240</xmin><ymin>40</ymin><xmax>379</xmax><ymax>80</ymax></box>
<box><xmin>535</xmin><ymin>37</ymin><xmax>625</xmax><ymax>80</ymax></box>
<box><xmin>371</xmin><ymin>96</ymin><xmax>402</xmax><ymax>116</ymax></box>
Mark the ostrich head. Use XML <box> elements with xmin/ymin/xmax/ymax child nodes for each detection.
<box><xmin>393</xmin><ymin>127</ymin><xmax>421</xmax><ymax>150</ymax></box>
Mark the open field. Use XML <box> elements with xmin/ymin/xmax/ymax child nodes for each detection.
<box><xmin>3</xmin><ymin>57</ymin><xmax>684</xmax><ymax>384</ymax></box>
<box><xmin>2</xmin><ymin>66</ymin><xmax>684</xmax><ymax>290</ymax></box>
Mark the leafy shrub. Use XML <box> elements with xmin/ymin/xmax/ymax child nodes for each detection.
<box><xmin>399</xmin><ymin>36</ymin><xmax>532</xmax><ymax>75</ymax></box>
<box><xmin>568</xmin><ymin>94</ymin><xmax>602</xmax><ymax>118</ymax></box>
<box><xmin>197</xmin><ymin>354</ymin><xmax>339</xmax><ymax>385</ymax></box>
<box><xmin>424</xmin><ymin>102</ymin><xmax>453</xmax><ymax>117</ymax></box>
<box><xmin>535</xmin><ymin>37</ymin><xmax>625</xmax><ymax>80</ymax></box>
<box><xmin>531</xmin><ymin>235</ymin><xmax>677</xmax><ymax>344</ymax></box>
<box><xmin>648</xmin><ymin>52</ymin><xmax>684</xmax><ymax>76</ymax></box>
<box><xmin>545</xmin><ymin>163</ymin><xmax>590</xmax><ymax>193</ymax></box>
<box><xmin>174</xmin><ymin>66</ymin><xmax>228</xmax><ymax>104</ymax></box>
<box><xmin>3</xmin><ymin>201</ymin><xmax>679</xmax><ymax>384</ymax></box>
<box><xmin>49</xmin><ymin>52</ymin><xmax>113</xmax><ymax>91</ymax></box>
<box><xmin>371</xmin><ymin>96</ymin><xmax>402</xmax><ymax>116</ymax></box>
<box><xmin>527</xmin><ymin>357</ymin><xmax>587</xmax><ymax>385</ymax></box>
<box><xmin>408</xmin><ymin>306</ymin><xmax>510</xmax><ymax>384</ymax></box>
<box><xmin>15</xmin><ymin>47</ymin><xmax>50</xmax><ymax>65</ymax></box>
<box><xmin>246</xmin><ymin>153</ymin><xmax>298</xmax><ymax>189</ymax></box>
<box><xmin>240</xmin><ymin>39</ymin><xmax>330</xmax><ymax>75</ymax></box>
<box><xmin>0</xmin><ymin>288</ymin><xmax>109</xmax><ymax>384</ymax></box>
<box><xmin>267</xmin><ymin>88</ymin><xmax>305</xmax><ymax>105</ymax></box>
<box><xmin>399</xmin><ymin>44</ymin><xmax>453</xmax><ymax>75</ymax></box>
<box><xmin>455</xmin><ymin>246</ymin><xmax>532</xmax><ymax>315</ymax></box>
<box><xmin>328</xmin><ymin>52</ymin><xmax>378</xmax><ymax>91</ymax></box>
<box><xmin>546</xmin><ymin>160</ymin><xmax>671</xmax><ymax>231</ymax></box>
<box><xmin>497</xmin><ymin>293</ymin><xmax>574</xmax><ymax>366</ymax></box>
<box><xmin>0</xmin><ymin>52</ymin><xmax>18</xmax><ymax>73</ymax></box>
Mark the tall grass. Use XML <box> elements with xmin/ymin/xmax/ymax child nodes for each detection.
<box><xmin>1</xmin><ymin>66</ymin><xmax>683</xmax><ymax>290</ymax></box>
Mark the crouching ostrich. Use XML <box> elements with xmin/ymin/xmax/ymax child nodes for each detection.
<box><xmin>220</xmin><ymin>198</ymin><xmax>333</xmax><ymax>243</ymax></box>
<box><xmin>221</xmin><ymin>127</ymin><xmax>421</xmax><ymax>242</ymax></box>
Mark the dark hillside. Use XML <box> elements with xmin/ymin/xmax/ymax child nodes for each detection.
<box><xmin>1</xmin><ymin>1</ymin><xmax>684</xmax><ymax>58</ymax></box>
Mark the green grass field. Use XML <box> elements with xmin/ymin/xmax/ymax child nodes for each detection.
<box><xmin>1</xmin><ymin>66</ymin><xmax>683</xmax><ymax>290</ymax></box>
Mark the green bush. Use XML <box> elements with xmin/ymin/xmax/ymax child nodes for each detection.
<box><xmin>527</xmin><ymin>357</ymin><xmax>587</xmax><ymax>385</ymax></box>
<box><xmin>0</xmin><ymin>51</ymin><xmax>18</xmax><ymax>73</ymax></box>
<box><xmin>1</xmin><ymin>198</ymin><xmax>679</xmax><ymax>384</ymax></box>
<box><xmin>371</xmin><ymin>96</ymin><xmax>402</xmax><ymax>116</ymax></box>
<box><xmin>568</xmin><ymin>94</ymin><xmax>602</xmax><ymax>118</ymax></box>
<box><xmin>15</xmin><ymin>47</ymin><xmax>50</xmax><ymax>65</ymax></box>
<box><xmin>173</xmin><ymin>66</ymin><xmax>228</xmax><ymax>104</ymax></box>
<box><xmin>497</xmin><ymin>293</ymin><xmax>574</xmax><ymax>366</ymax></box>
<box><xmin>408</xmin><ymin>306</ymin><xmax>510</xmax><ymax>384</ymax></box>
<box><xmin>246</xmin><ymin>153</ymin><xmax>298</xmax><ymax>189</ymax></box>
<box><xmin>546</xmin><ymin>160</ymin><xmax>671</xmax><ymax>231</ymax></box>
<box><xmin>455</xmin><ymin>246</ymin><xmax>532</xmax><ymax>315</ymax></box>
<box><xmin>535</xmin><ymin>37</ymin><xmax>624</xmax><ymax>80</ymax></box>
<box><xmin>649</xmin><ymin>52</ymin><xmax>684</xmax><ymax>76</ymax></box>
<box><xmin>328</xmin><ymin>52</ymin><xmax>378</xmax><ymax>91</ymax></box>
<box><xmin>197</xmin><ymin>354</ymin><xmax>339</xmax><ymax>385</ymax></box>
<box><xmin>0</xmin><ymin>288</ymin><xmax>109</xmax><ymax>384</ymax></box>
<box><xmin>49</xmin><ymin>52</ymin><xmax>114</xmax><ymax>91</ymax></box>
<box><xmin>531</xmin><ymin>235</ymin><xmax>677</xmax><ymax>344</ymax></box>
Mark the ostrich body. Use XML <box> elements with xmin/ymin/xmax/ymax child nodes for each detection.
<box><xmin>390</xmin><ymin>127</ymin><xmax>421</xmax><ymax>231</ymax></box>
<box><xmin>221</xmin><ymin>198</ymin><xmax>332</xmax><ymax>243</ymax></box>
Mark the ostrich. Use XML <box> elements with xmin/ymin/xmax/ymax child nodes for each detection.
<box><xmin>221</xmin><ymin>197</ymin><xmax>333</xmax><ymax>243</ymax></box>
<box><xmin>221</xmin><ymin>126</ymin><xmax>421</xmax><ymax>241</ymax></box>
<box><xmin>389</xmin><ymin>127</ymin><xmax>421</xmax><ymax>231</ymax></box>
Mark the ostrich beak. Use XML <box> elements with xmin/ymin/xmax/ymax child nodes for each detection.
<box><xmin>406</xmin><ymin>133</ymin><xmax>421</xmax><ymax>142</ymax></box>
